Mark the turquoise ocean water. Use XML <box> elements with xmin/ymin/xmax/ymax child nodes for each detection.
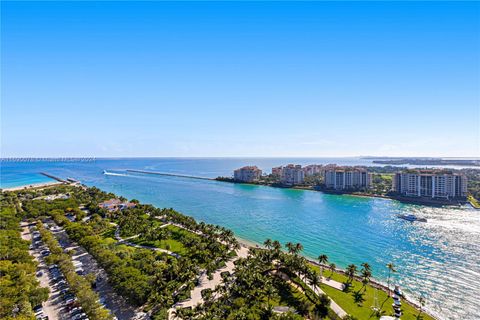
<box><xmin>1</xmin><ymin>158</ymin><xmax>479</xmax><ymax>319</ymax></box>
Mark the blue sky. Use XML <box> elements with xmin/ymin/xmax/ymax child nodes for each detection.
<box><xmin>2</xmin><ymin>1</ymin><xmax>479</xmax><ymax>157</ymax></box>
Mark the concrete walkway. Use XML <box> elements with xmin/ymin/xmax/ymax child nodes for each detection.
<box><xmin>307</xmin><ymin>278</ymin><xmax>347</xmax><ymax>318</ymax></box>
<box><xmin>321</xmin><ymin>276</ymin><xmax>345</xmax><ymax>291</ymax></box>
<box><xmin>287</xmin><ymin>271</ymin><xmax>348</xmax><ymax>319</ymax></box>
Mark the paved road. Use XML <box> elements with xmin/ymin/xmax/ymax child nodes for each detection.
<box><xmin>46</xmin><ymin>220</ymin><xmax>141</xmax><ymax>320</ymax></box>
<box><xmin>21</xmin><ymin>223</ymin><xmax>66</xmax><ymax>320</ymax></box>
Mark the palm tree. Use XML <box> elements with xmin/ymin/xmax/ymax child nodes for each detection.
<box><xmin>329</xmin><ymin>262</ymin><xmax>336</xmax><ymax>278</ymax></box>
<box><xmin>386</xmin><ymin>262</ymin><xmax>396</xmax><ymax>294</ymax></box>
<box><xmin>263</xmin><ymin>238</ymin><xmax>272</xmax><ymax>250</ymax></box>
<box><xmin>360</xmin><ymin>262</ymin><xmax>372</xmax><ymax>290</ymax></box>
<box><xmin>318</xmin><ymin>254</ymin><xmax>329</xmax><ymax>278</ymax></box>
<box><xmin>417</xmin><ymin>295</ymin><xmax>426</xmax><ymax>319</ymax></box>
<box><xmin>346</xmin><ymin>264</ymin><xmax>357</xmax><ymax>283</ymax></box>
<box><xmin>285</xmin><ymin>242</ymin><xmax>295</xmax><ymax>255</ymax></box>
<box><xmin>272</xmin><ymin>240</ymin><xmax>281</xmax><ymax>251</ymax></box>
<box><xmin>309</xmin><ymin>270</ymin><xmax>321</xmax><ymax>293</ymax></box>
<box><xmin>294</xmin><ymin>242</ymin><xmax>304</xmax><ymax>255</ymax></box>
<box><xmin>361</xmin><ymin>262</ymin><xmax>371</xmax><ymax>272</ymax></box>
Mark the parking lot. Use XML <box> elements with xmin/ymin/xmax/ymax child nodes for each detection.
<box><xmin>45</xmin><ymin>219</ymin><xmax>140</xmax><ymax>320</ymax></box>
<box><xmin>21</xmin><ymin>223</ymin><xmax>70</xmax><ymax>320</ymax></box>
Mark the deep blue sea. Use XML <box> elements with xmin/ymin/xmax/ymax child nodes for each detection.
<box><xmin>1</xmin><ymin>158</ymin><xmax>479</xmax><ymax>319</ymax></box>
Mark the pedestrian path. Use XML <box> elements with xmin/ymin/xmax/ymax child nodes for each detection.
<box><xmin>287</xmin><ymin>271</ymin><xmax>348</xmax><ymax>319</ymax></box>
<box><xmin>114</xmin><ymin>226</ymin><xmax>178</xmax><ymax>256</ymax></box>
<box><xmin>321</xmin><ymin>276</ymin><xmax>345</xmax><ymax>291</ymax></box>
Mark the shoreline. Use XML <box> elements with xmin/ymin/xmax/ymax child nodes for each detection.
<box><xmin>216</xmin><ymin>179</ymin><xmax>468</xmax><ymax>208</ymax></box>
<box><xmin>1</xmin><ymin>181</ymin><xmax>64</xmax><ymax>192</ymax></box>
<box><xmin>6</xmin><ymin>181</ymin><xmax>438</xmax><ymax>319</ymax></box>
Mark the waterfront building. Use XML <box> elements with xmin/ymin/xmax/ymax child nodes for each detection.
<box><xmin>393</xmin><ymin>170</ymin><xmax>467</xmax><ymax>199</ymax></box>
<box><xmin>281</xmin><ymin>164</ymin><xmax>305</xmax><ymax>186</ymax></box>
<box><xmin>324</xmin><ymin>167</ymin><xmax>372</xmax><ymax>191</ymax></box>
<box><xmin>271</xmin><ymin>166</ymin><xmax>283</xmax><ymax>177</ymax></box>
<box><xmin>98</xmin><ymin>199</ymin><xmax>136</xmax><ymax>212</ymax></box>
<box><xmin>303</xmin><ymin>164</ymin><xmax>323</xmax><ymax>176</ymax></box>
<box><xmin>234</xmin><ymin>166</ymin><xmax>262</xmax><ymax>182</ymax></box>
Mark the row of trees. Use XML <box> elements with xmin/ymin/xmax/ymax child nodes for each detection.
<box><xmin>0</xmin><ymin>193</ymin><xmax>49</xmax><ymax>319</ymax></box>
<box><xmin>36</xmin><ymin>222</ymin><xmax>113</xmax><ymax>320</ymax></box>
<box><xmin>183</xmin><ymin>239</ymin><xmax>336</xmax><ymax>319</ymax></box>
<box><xmin>27</xmin><ymin>186</ymin><xmax>209</xmax><ymax>316</ymax></box>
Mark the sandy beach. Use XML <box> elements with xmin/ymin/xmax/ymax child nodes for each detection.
<box><xmin>1</xmin><ymin>181</ymin><xmax>64</xmax><ymax>192</ymax></box>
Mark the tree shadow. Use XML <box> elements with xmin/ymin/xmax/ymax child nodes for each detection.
<box><xmin>352</xmin><ymin>290</ymin><xmax>366</xmax><ymax>306</ymax></box>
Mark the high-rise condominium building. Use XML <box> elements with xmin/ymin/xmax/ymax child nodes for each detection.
<box><xmin>324</xmin><ymin>167</ymin><xmax>372</xmax><ymax>190</ymax></box>
<box><xmin>233</xmin><ymin>166</ymin><xmax>262</xmax><ymax>183</ymax></box>
<box><xmin>280</xmin><ymin>164</ymin><xmax>305</xmax><ymax>185</ymax></box>
<box><xmin>303</xmin><ymin>164</ymin><xmax>323</xmax><ymax>176</ymax></box>
<box><xmin>393</xmin><ymin>170</ymin><xmax>467</xmax><ymax>199</ymax></box>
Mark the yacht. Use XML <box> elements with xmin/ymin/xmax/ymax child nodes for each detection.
<box><xmin>397</xmin><ymin>214</ymin><xmax>427</xmax><ymax>222</ymax></box>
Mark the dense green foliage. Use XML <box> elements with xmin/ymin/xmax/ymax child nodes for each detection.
<box><xmin>6</xmin><ymin>185</ymin><xmax>434</xmax><ymax>319</ymax></box>
<box><xmin>15</xmin><ymin>185</ymin><xmax>238</xmax><ymax>316</ymax></box>
<box><xmin>0</xmin><ymin>194</ymin><xmax>49</xmax><ymax>319</ymax></box>
<box><xmin>187</xmin><ymin>240</ymin><xmax>335</xmax><ymax>320</ymax></box>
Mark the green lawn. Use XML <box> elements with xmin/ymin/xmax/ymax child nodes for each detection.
<box><xmin>309</xmin><ymin>265</ymin><xmax>433</xmax><ymax>320</ymax></box>
<box><xmin>165</xmin><ymin>225</ymin><xmax>200</xmax><ymax>240</ymax></box>
<box><xmin>128</xmin><ymin>225</ymin><xmax>200</xmax><ymax>255</ymax></box>
<box><xmin>130</xmin><ymin>237</ymin><xmax>187</xmax><ymax>255</ymax></box>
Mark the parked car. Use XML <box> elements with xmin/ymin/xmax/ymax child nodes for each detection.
<box><xmin>33</xmin><ymin>305</ymin><xmax>43</xmax><ymax>314</ymax></box>
<box><xmin>60</xmin><ymin>288</ymin><xmax>70</xmax><ymax>296</ymax></box>
<box><xmin>73</xmin><ymin>313</ymin><xmax>87</xmax><ymax>320</ymax></box>
<box><xmin>36</xmin><ymin>271</ymin><xmax>43</xmax><ymax>277</ymax></box>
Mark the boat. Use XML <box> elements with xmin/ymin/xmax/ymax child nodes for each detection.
<box><xmin>397</xmin><ymin>214</ymin><xmax>427</xmax><ymax>222</ymax></box>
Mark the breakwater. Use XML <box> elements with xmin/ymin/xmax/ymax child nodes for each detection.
<box><xmin>40</xmin><ymin>172</ymin><xmax>66</xmax><ymax>183</ymax></box>
<box><xmin>126</xmin><ymin>169</ymin><xmax>214</xmax><ymax>181</ymax></box>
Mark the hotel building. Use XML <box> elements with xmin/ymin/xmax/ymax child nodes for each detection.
<box><xmin>324</xmin><ymin>167</ymin><xmax>372</xmax><ymax>191</ymax></box>
<box><xmin>303</xmin><ymin>164</ymin><xmax>323</xmax><ymax>177</ymax></box>
<box><xmin>280</xmin><ymin>164</ymin><xmax>305</xmax><ymax>186</ymax></box>
<box><xmin>234</xmin><ymin>166</ymin><xmax>262</xmax><ymax>183</ymax></box>
<box><xmin>393</xmin><ymin>170</ymin><xmax>467</xmax><ymax>199</ymax></box>
<box><xmin>271</xmin><ymin>166</ymin><xmax>283</xmax><ymax>177</ymax></box>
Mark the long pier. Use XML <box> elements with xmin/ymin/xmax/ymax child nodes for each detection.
<box><xmin>125</xmin><ymin>169</ymin><xmax>214</xmax><ymax>181</ymax></box>
<box><xmin>40</xmin><ymin>172</ymin><xmax>66</xmax><ymax>183</ymax></box>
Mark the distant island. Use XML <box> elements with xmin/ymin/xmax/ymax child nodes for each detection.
<box><xmin>217</xmin><ymin>164</ymin><xmax>480</xmax><ymax>208</ymax></box>
<box><xmin>362</xmin><ymin>157</ymin><xmax>480</xmax><ymax>167</ymax></box>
